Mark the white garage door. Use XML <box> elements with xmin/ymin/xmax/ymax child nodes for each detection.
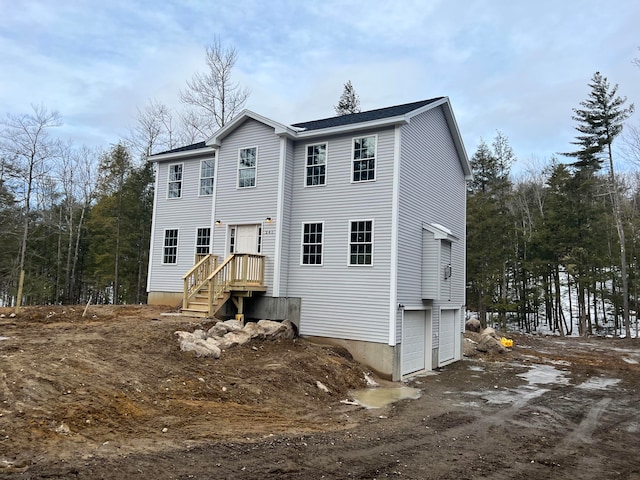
<box><xmin>439</xmin><ymin>309</ymin><xmax>457</xmax><ymax>364</ymax></box>
<box><xmin>402</xmin><ymin>310</ymin><xmax>427</xmax><ymax>375</ymax></box>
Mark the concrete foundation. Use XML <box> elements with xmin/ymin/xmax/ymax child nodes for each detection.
<box><xmin>304</xmin><ymin>336</ymin><xmax>397</xmax><ymax>380</ymax></box>
<box><xmin>148</xmin><ymin>291</ymin><xmax>182</xmax><ymax>307</ymax></box>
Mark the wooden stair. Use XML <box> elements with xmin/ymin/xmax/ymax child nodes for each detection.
<box><xmin>180</xmin><ymin>253</ymin><xmax>266</xmax><ymax>318</ymax></box>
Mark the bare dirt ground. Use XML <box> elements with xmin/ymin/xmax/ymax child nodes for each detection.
<box><xmin>1</xmin><ymin>305</ymin><xmax>639</xmax><ymax>479</ymax></box>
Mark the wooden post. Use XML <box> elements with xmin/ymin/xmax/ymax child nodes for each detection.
<box><xmin>15</xmin><ymin>270</ymin><xmax>25</xmax><ymax>313</ymax></box>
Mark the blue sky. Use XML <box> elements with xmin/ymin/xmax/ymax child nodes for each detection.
<box><xmin>1</xmin><ymin>0</ymin><xmax>639</xmax><ymax>173</ymax></box>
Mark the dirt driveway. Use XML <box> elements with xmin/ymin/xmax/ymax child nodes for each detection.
<box><xmin>1</xmin><ymin>306</ymin><xmax>639</xmax><ymax>479</ymax></box>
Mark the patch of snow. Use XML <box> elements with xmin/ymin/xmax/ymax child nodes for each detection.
<box><xmin>622</xmin><ymin>357</ymin><xmax>638</xmax><ymax>364</ymax></box>
<box><xmin>0</xmin><ymin>336</ymin><xmax>9</xmax><ymax>341</ymax></box>
<box><xmin>576</xmin><ymin>377</ymin><xmax>621</xmax><ymax>391</ymax></box>
<box><xmin>517</xmin><ymin>364</ymin><xmax>570</xmax><ymax>386</ymax></box>
<box><xmin>468</xmin><ymin>365</ymin><xmax>485</xmax><ymax>372</ymax></box>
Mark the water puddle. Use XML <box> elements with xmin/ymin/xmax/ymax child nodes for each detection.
<box><xmin>349</xmin><ymin>386</ymin><xmax>422</xmax><ymax>409</ymax></box>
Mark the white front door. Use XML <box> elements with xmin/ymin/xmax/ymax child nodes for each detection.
<box><xmin>233</xmin><ymin>224</ymin><xmax>260</xmax><ymax>254</ymax></box>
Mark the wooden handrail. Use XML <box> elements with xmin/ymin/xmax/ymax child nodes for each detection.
<box><xmin>182</xmin><ymin>253</ymin><xmax>264</xmax><ymax>316</ymax></box>
<box><xmin>182</xmin><ymin>254</ymin><xmax>218</xmax><ymax>307</ymax></box>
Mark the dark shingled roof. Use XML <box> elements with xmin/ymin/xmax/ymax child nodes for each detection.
<box><xmin>155</xmin><ymin>140</ymin><xmax>207</xmax><ymax>156</ymax></box>
<box><xmin>291</xmin><ymin>97</ymin><xmax>444</xmax><ymax>131</ymax></box>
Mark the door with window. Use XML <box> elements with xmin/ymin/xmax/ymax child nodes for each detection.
<box><xmin>230</xmin><ymin>224</ymin><xmax>261</xmax><ymax>254</ymax></box>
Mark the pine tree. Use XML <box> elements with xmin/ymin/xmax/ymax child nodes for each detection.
<box><xmin>563</xmin><ymin>72</ymin><xmax>634</xmax><ymax>336</ymax></box>
<box><xmin>334</xmin><ymin>81</ymin><xmax>361</xmax><ymax>116</ymax></box>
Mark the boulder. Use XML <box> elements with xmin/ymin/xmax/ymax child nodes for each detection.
<box><xmin>258</xmin><ymin>319</ymin><xmax>295</xmax><ymax>339</ymax></box>
<box><xmin>175</xmin><ymin>331</ymin><xmax>198</xmax><ymax>343</ymax></box>
<box><xmin>481</xmin><ymin>327</ymin><xmax>500</xmax><ymax>339</ymax></box>
<box><xmin>476</xmin><ymin>334</ymin><xmax>507</xmax><ymax>354</ymax></box>
<box><xmin>207</xmin><ymin>322</ymin><xmax>229</xmax><ymax>338</ymax></box>
<box><xmin>218</xmin><ymin>330</ymin><xmax>252</xmax><ymax>349</ymax></box>
<box><xmin>463</xmin><ymin>338</ymin><xmax>479</xmax><ymax>357</ymax></box>
<box><xmin>243</xmin><ymin>322</ymin><xmax>266</xmax><ymax>339</ymax></box>
<box><xmin>192</xmin><ymin>329</ymin><xmax>207</xmax><ymax>340</ymax></box>
<box><xmin>222</xmin><ymin>319</ymin><xmax>244</xmax><ymax>332</ymax></box>
<box><xmin>465</xmin><ymin>318</ymin><xmax>481</xmax><ymax>332</ymax></box>
<box><xmin>179</xmin><ymin>339</ymin><xmax>220</xmax><ymax>357</ymax></box>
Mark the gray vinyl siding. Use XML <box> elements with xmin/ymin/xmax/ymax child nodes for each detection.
<box><xmin>286</xmin><ymin>127</ymin><xmax>396</xmax><ymax>344</ymax></box>
<box><xmin>211</xmin><ymin>119</ymin><xmax>281</xmax><ymax>294</ymax></box>
<box><xmin>149</xmin><ymin>152</ymin><xmax>215</xmax><ymax>292</ymax></box>
<box><xmin>396</xmin><ymin>106</ymin><xmax>467</xmax><ymax>347</ymax></box>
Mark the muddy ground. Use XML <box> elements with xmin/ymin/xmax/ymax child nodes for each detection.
<box><xmin>0</xmin><ymin>305</ymin><xmax>639</xmax><ymax>479</ymax></box>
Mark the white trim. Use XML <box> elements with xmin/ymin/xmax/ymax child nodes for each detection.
<box><xmin>388</xmin><ymin>125</ymin><xmax>401</xmax><ymax>346</ymax></box>
<box><xmin>300</xmin><ymin>221</ymin><xmax>325</xmax><ymax>266</ymax></box>
<box><xmin>162</xmin><ymin>228</ymin><xmax>179</xmax><ymax>265</ymax></box>
<box><xmin>303</xmin><ymin>141</ymin><xmax>328</xmax><ymax>188</ymax></box>
<box><xmin>198</xmin><ymin>157</ymin><xmax>215</xmax><ymax>197</ymax></box>
<box><xmin>237</xmin><ymin>146</ymin><xmax>258</xmax><ymax>189</ymax></box>
<box><xmin>273</xmin><ymin>137</ymin><xmax>287</xmax><ymax>296</ymax></box>
<box><xmin>350</xmin><ymin>134</ymin><xmax>378</xmax><ymax>184</ymax></box>
<box><xmin>166</xmin><ymin>162</ymin><xmax>183</xmax><ymax>199</ymax></box>
<box><xmin>347</xmin><ymin>219</ymin><xmax>374</xmax><ymax>267</ymax></box>
<box><xmin>207</xmin><ymin>110</ymin><xmax>294</xmax><ymax>147</ymax></box>
<box><xmin>146</xmin><ymin>164</ymin><xmax>160</xmax><ymax>291</ymax></box>
<box><xmin>210</xmin><ymin>148</ymin><xmax>219</xmax><ymax>252</ymax></box>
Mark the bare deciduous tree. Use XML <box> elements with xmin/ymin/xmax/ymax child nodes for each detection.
<box><xmin>180</xmin><ymin>37</ymin><xmax>250</xmax><ymax>138</ymax></box>
<box><xmin>0</xmin><ymin>105</ymin><xmax>62</xmax><ymax>311</ymax></box>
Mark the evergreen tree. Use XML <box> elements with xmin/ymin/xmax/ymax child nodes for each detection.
<box><xmin>334</xmin><ymin>81</ymin><xmax>361</xmax><ymax>116</ymax></box>
<box><xmin>563</xmin><ymin>72</ymin><xmax>635</xmax><ymax>336</ymax></box>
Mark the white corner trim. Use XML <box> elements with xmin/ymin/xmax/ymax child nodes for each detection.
<box><xmin>146</xmin><ymin>164</ymin><xmax>160</xmax><ymax>291</ymax></box>
<box><xmin>272</xmin><ymin>137</ymin><xmax>287</xmax><ymax>296</ymax></box>
<box><xmin>388</xmin><ymin>125</ymin><xmax>401</xmax><ymax>346</ymax></box>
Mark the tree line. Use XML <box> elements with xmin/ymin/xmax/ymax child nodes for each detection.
<box><xmin>467</xmin><ymin>72</ymin><xmax>638</xmax><ymax>337</ymax></box>
<box><xmin>1</xmin><ymin>42</ymin><xmax>638</xmax><ymax>340</ymax></box>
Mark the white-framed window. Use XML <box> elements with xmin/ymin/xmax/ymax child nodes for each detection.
<box><xmin>301</xmin><ymin>222</ymin><xmax>324</xmax><ymax>265</ymax></box>
<box><xmin>168</xmin><ymin>163</ymin><xmax>183</xmax><ymax>198</ymax></box>
<box><xmin>305</xmin><ymin>143</ymin><xmax>327</xmax><ymax>186</ymax></box>
<box><xmin>229</xmin><ymin>227</ymin><xmax>236</xmax><ymax>253</ymax></box>
<box><xmin>196</xmin><ymin>227</ymin><xmax>211</xmax><ymax>254</ymax></box>
<box><xmin>238</xmin><ymin>147</ymin><xmax>257</xmax><ymax>188</ymax></box>
<box><xmin>349</xmin><ymin>220</ymin><xmax>373</xmax><ymax>265</ymax></box>
<box><xmin>199</xmin><ymin>159</ymin><xmax>215</xmax><ymax>196</ymax></box>
<box><xmin>352</xmin><ymin>135</ymin><xmax>376</xmax><ymax>182</ymax></box>
<box><xmin>163</xmin><ymin>229</ymin><xmax>178</xmax><ymax>264</ymax></box>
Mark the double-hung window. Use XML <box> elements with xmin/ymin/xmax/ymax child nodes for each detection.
<box><xmin>163</xmin><ymin>229</ymin><xmax>178</xmax><ymax>264</ymax></box>
<box><xmin>349</xmin><ymin>220</ymin><xmax>373</xmax><ymax>265</ymax></box>
<box><xmin>305</xmin><ymin>143</ymin><xmax>327</xmax><ymax>186</ymax></box>
<box><xmin>196</xmin><ymin>228</ymin><xmax>211</xmax><ymax>255</ymax></box>
<box><xmin>199</xmin><ymin>159</ymin><xmax>215</xmax><ymax>195</ymax></box>
<box><xmin>301</xmin><ymin>222</ymin><xmax>323</xmax><ymax>265</ymax></box>
<box><xmin>168</xmin><ymin>163</ymin><xmax>183</xmax><ymax>198</ymax></box>
<box><xmin>352</xmin><ymin>136</ymin><xmax>376</xmax><ymax>182</ymax></box>
<box><xmin>238</xmin><ymin>147</ymin><xmax>257</xmax><ymax>188</ymax></box>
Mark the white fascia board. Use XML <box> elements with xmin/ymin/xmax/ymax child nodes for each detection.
<box><xmin>148</xmin><ymin>147</ymin><xmax>214</xmax><ymax>162</ymax></box>
<box><xmin>294</xmin><ymin>116</ymin><xmax>409</xmax><ymax>139</ymax></box>
<box><xmin>423</xmin><ymin>222</ymin><xmax>459</xmax><ymax>242</ymax></box>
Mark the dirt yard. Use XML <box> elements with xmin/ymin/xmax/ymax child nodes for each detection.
<box><xmin>1</xmin><ymin>305</ymin><xmax>639</xmax><ymax>479</ymax></box>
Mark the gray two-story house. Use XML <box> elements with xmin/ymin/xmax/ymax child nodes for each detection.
<box><xmin>147</xmin><ymin>97</ymin><xmax>471</xmax><ymax>380</ymax></box>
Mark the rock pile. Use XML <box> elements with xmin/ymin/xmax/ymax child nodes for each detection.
<box><xmin>463</xmin><ymin>322</ymin><xmax>510</xmax><ymax>357</ymax></box>
<box><xmin>175</xmin><ymin>319</ymin><xmax>296</xmax><ymax>358</ymax></box>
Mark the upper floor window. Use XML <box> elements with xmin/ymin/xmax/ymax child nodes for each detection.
<box><xmin>301</xmin><ymin>222</ymin><xmax>323</xmax><ymax>265</ymax></box>
<box><xmin>168</xmin><ymin>163</ymin><xmax>183</xmax><ymax>198</ymax></box>
<box><xmin>306</xmin><ymin>143</ymin><xmax>327</xmax><ymax>186</ymax></box>
<box><xmin>352</xmin><ymin>136</ymin><xmax>376</xmax><ymax>182</ymax></box>
<box><xmin>163</xmin><ymin>229</ymin><xmax>178</xmax><ymax>264</ymax></box>
<box><xmin>349</xmin><ymin>220</ymin><xmax>373</xmax><ymax>265</ymax></box>
<box><xmin>199</xmin><ymin>159</ymin><xmax>215</xmax><ymax>196</ymax></box>
<box><xmin>238</xmin><ymin>147</ymin><xmax>257</xmax><ymax>188</ymax></box>
<box><xmin>196</xmin><ymin>227</ymin><xmax>211</xmax><ymax>255</ymax></box>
